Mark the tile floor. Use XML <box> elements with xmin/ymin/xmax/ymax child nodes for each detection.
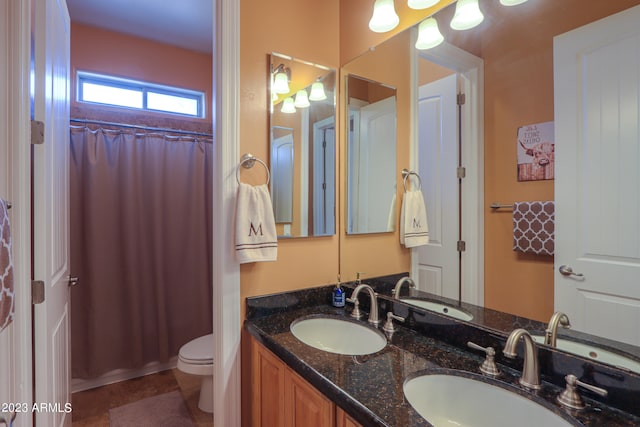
<box><xmin>71</xmin><ymin>369</ymin><xmax>213</xmax><ymax>427</ymax></box>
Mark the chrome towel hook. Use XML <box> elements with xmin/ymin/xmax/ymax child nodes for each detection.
<box><xmin>401</xmin><ymin>168</ymin><xmax>422</xmax><ymax>191</ymax></box>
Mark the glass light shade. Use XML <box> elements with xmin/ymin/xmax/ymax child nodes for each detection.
<box><xmin>408</xmin><ymin>0</ymin><xmax>440</xmax><ymax>10</ymax></box>
<box><xmin>281</xmin><ymin>97</ymin><xmax>296</xmax><ymax>114</ymax></box>
<box><xmin>415</xmin><ymin>17</ymin><xmax>444</xmax><ymax>50</ymax></box>
<box><xmin>294</xmin><ymin>89</ymin><xmax>310</xmax><ymax>108</ymax></box>
<box><xmin>273</xmin><ymin>72</ymin><xmax>290</xmax><ymax>94</ymax></box>
<box><xmin>308</xmin><ymin>82</ymin><xmax>327</xmax><ymax>101</ymax></box>
<box><xmin>368</xmin><ymin>0</ymin><xmax>399</xmax><ymax>33</ymax></box>
<box><xmin>500</xmin><ymin>0</ymin><xmax>527</xmax><ymax>5</ymax></box>
<box><xmin>450</xmin><ymin>0</ymin><xmax>484</xmax><ymax>30</ymax></box>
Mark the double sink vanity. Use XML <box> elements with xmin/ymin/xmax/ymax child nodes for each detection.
<box><xmin>245</xmin><ymin>273</ymin><xmax>640</xmax><ymax>426</ymax></box>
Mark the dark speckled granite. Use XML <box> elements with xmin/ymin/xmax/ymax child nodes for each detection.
<box><xmin>245</xmin><ymin>275</ymin><xmax>640</xmax><ymax>427</ymax></box>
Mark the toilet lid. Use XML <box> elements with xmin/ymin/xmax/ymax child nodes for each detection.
<box><xmin>179</xmin><ymin>333</ymin><xmax>214</xmax><ymax>363</ymax></box>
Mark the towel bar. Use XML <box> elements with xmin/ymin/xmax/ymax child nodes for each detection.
<box><xmin>401</xmin><ymin>169</ymin><xmax>422</xmax><ymax>191</ymax></box>
<box><xmin>490</xmin><ymin>202</ymin><xmax>513</xmax><ymax>210</ymax></box>
<box><xmin>236</xmin><ymin>153</ymin><xmax>270</xmax><ymax>185</ymax></box>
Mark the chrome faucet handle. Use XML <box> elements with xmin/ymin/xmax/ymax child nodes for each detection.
<box><xmin>383</xmin><ymin>311</ymin><xmax>405</xmax><ymax>333</ymax></box>
<box><xmin>346</xmin><ymin>296</ymin><xmax>363</xmax><ymax>319</ymax></box>
<box><xmin>557</xmin><ymin>374</ymin><xmax>608</xmax><ymax>410</ymax></box>
<box><xmin>467</xmin><ymin>341</ymin><xmax>500</xmax><ymax>376</ymax></box>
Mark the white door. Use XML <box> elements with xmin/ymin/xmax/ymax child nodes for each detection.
<box><xmin>554</xmin><ymin>5</ymin><xmax>640</xmax><ymax>347</ymax></box>
<box><xmin>312</xmin><ymin>117</ymin><xmax>336</xmax><ymax>236</ymax></box>
<box><xmin>271</xmin><ymin>132</ymin><xmax>294</xmax><ymax>224</ymax></box>
<box><xmin>32</xmin><ymin>0</ymin><xmax>72</xmax><ymax>425</ymax></box>
<box><xmin>416</xmin><ymin>73</ymin><xmax>459</xmax><ymax>300</ymax></box>
<box><xmin>351</xmin><ymin>96</ymin><xmax>396</xmax><ymax>233</ymax></box>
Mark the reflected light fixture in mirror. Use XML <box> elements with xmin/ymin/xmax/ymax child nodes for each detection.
<box><xmin>369</xmin><ymin>0</ymin><xmax>400</xmax><ymax>33</ymax></box>
<box><xmin>294</xmin><ymin>89</ymin><xmax>310</xmax><ymax>108</ymax></box>
<box><xmin>408</xmin><ymin>0</ymin><xmax>440</xmax><ymax>9</ymax></box>
<box><xmin>281</xmin><ymin>97</ymin><xmax>296</xmax><ymax>113</ymax></box>
<box><xmin>450</xmin><ymin>0</ymin><xmax>484</xmax><ymax>30</ymax></box>
<box><xmin>309</xmin><ymin>82</ymin><xmax>327</xmax><ymax>101</ymax></box>
<box><xmin>415</xmin><ymin>17</ymin><xmax>444</xmax><ymax>50</ymax></box>
<box><xmin>273</xmin><ymin>67</ymin><xmax>290</xmax><ymax>94</ymax></box>
<box><xmin>500</xmin><ymin>0</ymin><xmax>528</xmax><ymax>5</ymax></box>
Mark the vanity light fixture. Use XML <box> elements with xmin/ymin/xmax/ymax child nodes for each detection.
<box><xmin>408</xmin><ymin>0</ymin><xmax>440</xmax><ymax>10</ymax></box>
<box><xmin>369</xmin><ymin>0</ymin><xmax>400</xmax><ymax>33</ymax></box>
<box><xmin>415</xmin><ymin>17</ymin><xmax>444</xmax><ymax>50</ymax></box>
<box><xmin>308</xmin><ymin>81</ymin><xmax>327</xmax><ymax>101</ymax></box>
<box><xmin>281</xmin><ymin>97</ymin><xmax>296</xmax><ymax>113</ymax></box>
<box><xmin>450</xmin><ymin>0</ymin><xmax>484</xmax><ymax>30</ymax></box>
<box><xmin>294</xmin><ymin>89</ymin><xmax>310</xmax><ymax>108</ymax></box>
<box><xmin>272</xmin><ymin>64</ymin><xmax>291</xmax><ymax>94</ymax></box>
<box><xmin>500</xmin><ymin>0</ymin><xmax>528</xmax><ymax>5</ymax></box>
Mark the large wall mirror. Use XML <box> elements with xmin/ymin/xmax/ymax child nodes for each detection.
<box><xmin>340</xmin><ymin>0</ymin><xmax>640</xmax><ymax>371</ymax></box>
<box><xmin>269</xmin><ymin>53</ymin><xmax>337</xmax><ymax>238</ymax></box>
<box><xmin>346</xmin><ymin>75</ymin><xmax>397</xmax><ymax>234</ymax></box>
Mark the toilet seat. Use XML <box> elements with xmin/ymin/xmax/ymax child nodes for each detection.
<box><xmin>178</xmin><ymin>333</ymin><xmax>213</xmax><ymax>365</ymax></box>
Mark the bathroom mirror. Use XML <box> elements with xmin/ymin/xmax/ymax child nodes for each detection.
<box><xmin>269</xmin><ymin>53</ymin><xmax>337</xmax><ymax>238</ymax></box>
<box><xmin>345</xmin><ymin>75</ymin><xmax>397</xmax><ymax>234</ymax></box>
<box><xmin>339</xmin><ymin>0</ymin><xmax>640</xmax><ymax>365</ymax></box>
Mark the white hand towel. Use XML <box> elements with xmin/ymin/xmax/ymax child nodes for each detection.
<box><xmin>400</xmin><ymin>190</ymin><xmax>429</xmax><ymax>248</ymax></box>
<box><xmin>235</xmin><ymin>183</ymin><xmax>278</xmax><ymax>264</ymax></box>
<box><xmin>0</xmin><ymin>199</ymin><xmax>15</xmax><ymax>331</ymax></box>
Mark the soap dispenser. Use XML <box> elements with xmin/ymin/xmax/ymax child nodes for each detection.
<box><xmin>332</xmin><ymin>275</ymin><xmax>345</xmax><ymax>308</ymax></box>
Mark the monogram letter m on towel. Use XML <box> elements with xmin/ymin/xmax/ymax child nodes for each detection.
<box><xmin>235</xmin><ymin>183</ymin><xmax>278</xmax><ymax>264</ymax></box>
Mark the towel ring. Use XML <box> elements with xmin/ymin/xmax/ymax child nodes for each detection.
<box><xmin>236</xmin><ymin>153</ymin><xmax>270</xmax><ymax>185</ymax></box>
<box><xmin>401</xmin><ymin>169</ymin><xmax>422</xmax><ymax>191</ymax></box>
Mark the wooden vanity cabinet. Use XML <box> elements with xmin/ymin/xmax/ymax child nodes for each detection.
<box><xmin>251</xmin><ymin>337</ymin><xmax>363</xmax><ymax>427</ymax></box>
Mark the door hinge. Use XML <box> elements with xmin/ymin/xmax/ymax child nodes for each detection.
<box><xmin>457</xmin><ymin>166</ymin><xmax>466</xmax><ymax>179</ymax></box>
<box><xmin>457</xmin><ymin>93</ymin><xmax>466</xmax><ymax>106</ymax></box>
<box><xmin>457</xmin><ymin>240</ymin><xmax>466</xmax><ymax>252</ymax></box>
<box><xmin>31</xmin><ymin>120</ymin><xmax>44</xmax><ymax>145</ymax></box>
<box><xmin>32</xmin><ymin>280</ymin><xmax>45</xmax><ymax>304</ymax></box>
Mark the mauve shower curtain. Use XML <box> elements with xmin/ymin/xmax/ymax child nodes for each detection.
<box><xmin>69</xmin><ymin>126</ymin><xmax>213</xmax><ymax>379</ymax></box>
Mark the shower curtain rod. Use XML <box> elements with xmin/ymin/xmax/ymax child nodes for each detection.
<box><xmin>70</xmin><ymin>118</ymin><xmax>213</xmax><ymax>137</ymax></box>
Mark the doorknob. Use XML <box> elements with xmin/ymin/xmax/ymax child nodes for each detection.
<box><xmin>559</xmin><ymin>265</ymin><xmax>583</xmax><ymax>277</ymax></box>
<box><xmin>68</xmin><ymin>276</ymin><xmax>79</xmax><ymax>287</ymax></box>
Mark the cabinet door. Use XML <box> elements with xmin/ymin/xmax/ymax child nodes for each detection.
<box><xmin>285</xmin><ymin>368</ymin><xmax>335</xmax><ymax>427</ymax></box>
<box><xmin>336</xmin><ymin>407</ymin><xmax>363</xmax><ymax>427</ymax></box>
<box><xmin>252</xmin><ymin>340</ymin><xmax>286</xmax><ymax>427</ymax></box>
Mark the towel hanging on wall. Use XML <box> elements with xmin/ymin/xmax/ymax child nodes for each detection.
<box><xmin>235</xmin><ymin>183</ymin><xmax>278</xmax><ymax>263</ymax></box>
<box><xmin>512</xmin><ymin>201</ymin><xmax>555</xmax><ymax>256</ymax></box>
<box><xmin>0</xmin><ymin>198</ymin><xmax>15</xmax><ymax>331</ymax></box>
<box><xmin>400</xmin><ymin>190</ymin><xmax>429</xmax><ymax>248</ymax></box>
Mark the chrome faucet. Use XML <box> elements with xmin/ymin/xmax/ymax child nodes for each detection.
<box><xmin>392</xmin><ymin>276</ymin><xmax>415</xmax><ymax>299</ymax></box>
<box><xmin>347</xmin><ymin>284</ymin><xmax>380</xmax><ymax>326</ymax></box>
<box><xmin>544</xmin><ymin>311</ymin><xmax>571</xmax><ymax>347</ymax></box>
<box><xmin>503</xmin><ymin>329</ymin><xmax>541</xmax><ymax>390</ymax></box>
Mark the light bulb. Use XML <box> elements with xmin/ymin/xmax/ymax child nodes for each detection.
<box><xmin>281</xmin><ymin>97</ymin><xmax>296</xmax><ymax>114</ymax></box>
<box><xmin>415</xmin><ymin>17</ymin><xmax>444</xmax><ymax>50</ymax></box>
<box><xmin>294</xmin><ymin>89</ymin><xmax>310</xmax><ymax>108</ymax></box>
<box><xmin>408</xmin><ymin>0</ymin><xmax>439</xmax><ymax>10</ymax></box>
<box><xmin>273</xmin><ymin>72</ymin><xmax>289</xmax><ymax>94</ymax></box>
<box><xmin>450</xmin><ymin>0</ymin><xmax>484</xmax><ymax>31</ymax></box>
<box><xmin>308</xmin><ymin>82</ymin><xmax>327</xmax><ymax>101</ymax></box>
<box><xmin>500</xmin><ymin>0</ymin><xmax>527</xmax><ymax>5</ymax></box>
<box><xmin>369</xmin><ymin>0</ymin><xmax>399</xmax><ymax>33</ymax></box>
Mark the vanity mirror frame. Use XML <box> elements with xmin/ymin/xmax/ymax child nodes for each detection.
<box><xmin>268</xmin><ymin>52</ymin><xmax>338</xmax><ymax>239</ymax></box>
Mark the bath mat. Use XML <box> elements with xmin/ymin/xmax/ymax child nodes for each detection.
<box><xmin>109</xmin><ymin>390</ymin><xmax>195</xmax><ymax>427</ymax></box>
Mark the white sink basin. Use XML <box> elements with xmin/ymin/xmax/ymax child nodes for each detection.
<box><xmin>532</xmin><ymin>335</ymin><xmax>640</xmax><ymax>374</ymax></box>
<box><xmin>400</xmin><ymin>299</ymin><xmax>473</xmax><ymax>321</ymax></box>
<box><xmin>290</xmin><ymin>316</ymin><xmax>386</xmax><ymax>355</ymax></box>
<box><xmin>404</xmin><ymin>374</ymin><xmax>573</xmax><ymax>427</ymax></box>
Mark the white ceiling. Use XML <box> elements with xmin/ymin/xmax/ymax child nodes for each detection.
<box><xmin>66</xmin><ymin>0</ymin><xmax>213</xmax><ymax>54</ymax></box>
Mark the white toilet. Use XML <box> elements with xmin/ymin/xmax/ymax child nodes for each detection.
<box><xmin>177</xmin><ymin>333</ymin><xmax>214</xmax><ymax>413</ymax></box>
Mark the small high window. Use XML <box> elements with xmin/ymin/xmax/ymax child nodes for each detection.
<box><xmin>77</xmin><ymin>71</ymin><xmax>205</xmax><ymax>118</ymax></box>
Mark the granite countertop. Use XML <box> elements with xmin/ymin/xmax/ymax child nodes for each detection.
<box><xmin>245</xmin><ymin>300</ymin><xmax>640</xmax><ymax>427</ymax></box>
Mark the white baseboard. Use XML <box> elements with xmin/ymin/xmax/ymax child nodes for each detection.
<box><xmin>71</xmin><ymin>358</ymin><xmax>178</xmax><ymax>393</ymax></box>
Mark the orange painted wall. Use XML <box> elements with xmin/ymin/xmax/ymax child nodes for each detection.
<box><xmin>70</xmin><ymin>23</ymin><xmax>212</xmax><ymax>131</ymax></box>
<box><xmin>239</xmin><ymin>0</ymin><xmax>341</xmax><ymax>301</ymax></box>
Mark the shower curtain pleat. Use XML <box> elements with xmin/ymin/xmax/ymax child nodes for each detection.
<box><xmin>69</xmin><ymin>126</ymin><xmax>213</xmax><ymax>379</ymax></box>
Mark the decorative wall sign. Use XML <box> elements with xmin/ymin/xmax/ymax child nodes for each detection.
<box><xmin>517</xmin><ymin>121</ymin><xmax>555</xmax><ymax>181</ymax></box>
